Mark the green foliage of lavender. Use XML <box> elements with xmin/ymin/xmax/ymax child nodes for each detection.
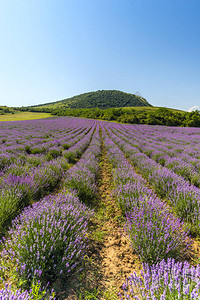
<box><xmin>1</xmin><ymin>192</ymin><xmax>92</xmax><ymax>289</ymax></box>
<box><xmin>121</xmin><ymin>258</ymin><xmax>200</xmax><ymax>299</ymax></box>
<box><xmin>0</xmin><ymin>282</ymin><xmax>55</xmax><ymax>300</ymax></box>
<box><xmin>64</xmin><ymin>151</ymin><xmax>77</xmax><ymax>163</ymax></box>
<box><xmin>47</xmin><ymin>147</ymin><xmax>62</xmax><ymax>159</ymax></box>
<box><xmin>65</xmin><ymin>166</ymin><xmax>97</xmax><ymax>203</ymax></box>
<box><xmin>0</xmin><ymin>190</ymin><xmax>22</xmax><ymax>229</ymax></box>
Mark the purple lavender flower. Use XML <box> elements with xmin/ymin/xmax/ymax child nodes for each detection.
<box><xmin>122</xmin><ymin>258</ymin><xmax>200</xmax><ymax>299</ymax></box>
<box><xmin>1</xmin><ymin>191</ymin><xmax>93</xmax><ymax>288</ymax></box>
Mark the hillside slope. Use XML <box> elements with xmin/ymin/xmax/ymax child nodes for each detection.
<box><xmin>29</xmin><ymin>90</ymin><xmax>152</xmax><ymax>109</ymax></box>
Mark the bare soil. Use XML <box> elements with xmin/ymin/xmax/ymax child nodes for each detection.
<box><xmin>97</xmin><ymin>151</ymin><xmax>141</xmax><ymax>296</ymax></box>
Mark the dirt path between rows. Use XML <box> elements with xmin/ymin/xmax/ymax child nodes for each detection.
<box><xmin>94</xmin><ymin>141</ymin><xmax>141</xmax><ymax>299</ymax></box>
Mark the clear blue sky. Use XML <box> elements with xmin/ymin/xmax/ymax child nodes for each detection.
<box><xmin>0</xmin><ymin>0</ymin><xmax>200</xmax><ymax>111</ymax></box>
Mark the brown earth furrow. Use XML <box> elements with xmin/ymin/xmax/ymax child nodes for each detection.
<box><xmin>94</xmin><ymin>139</ymin><xmax>141</xmax><ymax>299</ymax></box>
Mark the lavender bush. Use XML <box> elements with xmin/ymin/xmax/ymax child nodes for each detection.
<box><xmin>65</xmin><ymin>165</ymin><xmax>97</xmax><ymax>203</ymax></box>
<box><xmin>121</xmin><ymin>258</ymin><xmax>200</xmax><ymax>299</ymax></box>
<box><xmin>0</xmin><ymin>189</ymin><xmax>23</xmax><ymax>229</ymax></box>
<box><xmin>1</xmin><ymin>192</ymin><xmax>92</xmax><ymax>289</ymax></box>
<box><xmin>125</xmin><ymin>201</ymin><xmax>191</xmax><ymax>263</ymax></box>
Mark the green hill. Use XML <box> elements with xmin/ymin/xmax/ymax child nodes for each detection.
<box><xmin>29</xmin><ymin>90</ymin><xmax>152</xmax><ymax>109</ymax></box>
<box><xmin>4</xmin><ymin>90</ymin><xmax>200</xmax><ymax>127</ymax></box>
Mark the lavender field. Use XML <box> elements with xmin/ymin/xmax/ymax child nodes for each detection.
<box><xmin>0</xmin><ymin>117</ymin><xmax>200</xmax><ymax>299</ymax></box>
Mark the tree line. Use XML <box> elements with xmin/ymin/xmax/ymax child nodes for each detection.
<box><xmin>51</xmin><ymin>107</ymin><xmax>200</xmax><ymax>127</ymax></box>
<box><xmin>17</xmin><ymin>106</ymin><xmax>200</xmax><ymax>127</ymax></box>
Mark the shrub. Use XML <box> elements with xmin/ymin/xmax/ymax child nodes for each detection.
<box><xmin>65</xmin><ymin>166</ymin><xmax>96</xmax><ymax>204</ymax></box>
<box><xmin>1</xmin><ymin>193</ymin><xmax>92</xmax><ymax>289</ymax></box>
<box><xmin>125</xmin><ymin>200</ymin><xmax>191</xmax><ymax>264</ymax></box>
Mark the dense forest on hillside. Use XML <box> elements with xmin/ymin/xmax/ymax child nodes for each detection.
<box><xmin>51</xmin><ymin>107</ymin><xmax>200</xmax><ymax>127</ymax></box>
<box><xmin>24</xmin><ymin>90</ymin><xmax>151</xmax><ymax>109</ymax></box>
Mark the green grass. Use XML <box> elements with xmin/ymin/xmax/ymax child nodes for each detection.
<box><xmin>0</xmin><ymin>112</ymin><xmax>52</xmax><ymax>122</ymax></box>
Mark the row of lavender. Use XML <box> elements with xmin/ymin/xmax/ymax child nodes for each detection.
<box><xmin>0</xmin><ymin>117</ymin><xmax>95</xmax><ymax>177</ymax></box>
<box><xmin>114</xmin><ymin>124</ymin><xmax>200</xmax><ymax>187</ymax></box>
<box><xmin>0</xmin><ymin>118</ymin><xmax>96</xmax><ymax>232</ymax></box>
<box><xmin>101</xmin><ymin>123</ymin><xmax>200</xmax><ymax>299</ymax></box>
<box><xmin>0</xmin><ymin>121</ymin><xmax>101</xmax><ymax>298</ymax></box>
<box><xmin>101</xmin><ymin>124</ymin><xmax>191</xmax><ymax>262</ymax></box>
<box><xmin>107</xmin><ymin>123</ymin><xmax>200</xmax><ymax>236</ymax></box>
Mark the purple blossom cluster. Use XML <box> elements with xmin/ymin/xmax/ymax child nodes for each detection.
<box><xmin>121</xmin><ymin>258</ymin><xmax>200</xmax><ymax>299</ymax></box>
<box><xmin>1</xmin><ymin>192</ymin><xmax>92</xmax><ymax>289</ymax></box>
<box><xmin>0</xmin><ymin>284</ymin><xmax>30</xmax><ymax>299</ymax></box>
<box><xmin>0</xmin><ymin>282</ymin><xmax>55</xmax><ymax>299</ymax></box>
<box><xmin>63</xmin><ymin>123</ymin><xmax>96</xmax><ymax>158</ymax></box>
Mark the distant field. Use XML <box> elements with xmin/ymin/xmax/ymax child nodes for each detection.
<box><xmin>0</xmin><ymin>112</ymin><xmax>52</xmax><ymax>121</ymax></box>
